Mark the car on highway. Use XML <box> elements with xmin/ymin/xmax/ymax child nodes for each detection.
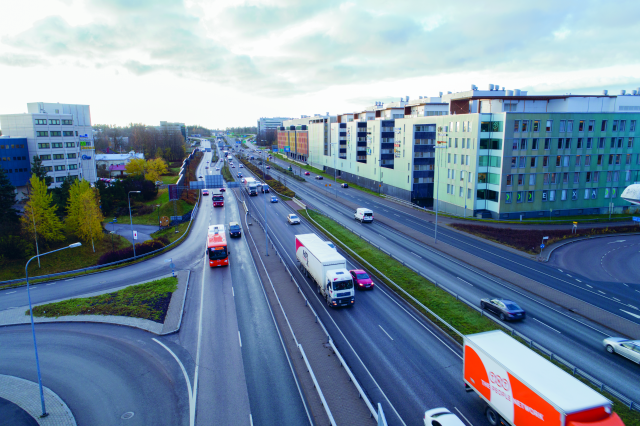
<box><xmin>205</xmin><ymin>166</ymin><xmax>209</xmax><ymax>169</ymax></box>
<box><xmin>603</xmin><ymin>337</ymin><xmax>640</xmax><ymax>363</ymax></box>
<box><xmin>287</xmin><ymin>214</ymin><xmax>301</xmax><ymax>225</ymax></box>
<box><xmin>423</xmin><ymin>408</ymin><xmax>465</xmax><ymax>426</ymax></box>
<box><xmin>199</xmin><ymin>175</ymin><xmax>203</xmax><ymax>179</ymax></box>
<box><xmin>350</xmin><ymin>269</ymin><xmax>374</xmax><ymax>289</ymax></box>
<box><xmin>202</xmin><ymin>190</ymin><xmax>209</xmax><ymax>196</ymax></box>
<box><xmin>304</xmin><ymin>171</ymin><xmax>310</xmax><ymax>176</ymax></box>
<box><xmin>270</xmin><ymin>196</ymin><xmax>278</xmax><ymax>203</ymax></box>
<box><xmin>216</xmin><ymin>167</ymin><xmax>220</xmax><ymax>170</ymax></box>
<box><xmin>266</xmin><ymin>165</ymin><xmax>271</xmax><ymax>169</ymax></box>
<box><xmin>229</xmin><ymin>222</ymin><xmax>242</xmax><ymax>238</ymax></box>
<box><xmin>341</xmin><ymin>183</ymin><xmax>349</xmax><ymax>188</ymax></box>
<box><xmin>239</xmin><ymin>165</ymin><xmax>243</xmax><ymax>168</ymax></box>
<box><xmin>237</xmin><ymin>173</ymin><xmax>243</xmax><ymax>178</ymax></box>
<box><xmin>480</xmin><ymin>297</ymin><xmax>526</xmax><ymax>321</ymax></box>
<box><xmin>220</xmin><ymin>188</ymin><xmax>226</xmax><ymax>192</ymax></box>
<box><xmin>315</xmin><ymin>175</ymin><xmax>323</xmax><ymax>180</ymax></box>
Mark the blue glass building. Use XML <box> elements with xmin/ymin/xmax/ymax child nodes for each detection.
<box><xmin>0</xmin><ymin>137</ymin><xmax>31</xmax><ymax>187</ymax></box>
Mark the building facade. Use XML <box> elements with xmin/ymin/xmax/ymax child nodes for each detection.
<box><xmin>0</xmin><ymin>102</ymin><xmax>96</xmax><ymax>189</ymax></box>
<box><xmin>258</xmin><ymin>116</ymin><xmax>292</xmax><ymax>146</ymax></box>
<box><xmin>95</xmin><ymin>151</ymin><xmax>145</xmax><ymax>178</ymax></box>
<box><xmin>0</xmin><ymin>136</ymin><xmax>31</xmax><ymax>198</ymax></box>
<box><xmin>158</xmin><ymin>121</ymin><xmax>186</xmax><ymax>139</ymax></box>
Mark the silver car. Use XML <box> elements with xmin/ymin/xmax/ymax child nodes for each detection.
<box><xmin>603</xmin><ymin>337</ymin><xmax>640</xmax><ymax>364</ymax></box>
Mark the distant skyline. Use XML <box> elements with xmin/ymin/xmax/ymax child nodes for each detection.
<box><xmin>2</xmin><ymin>0</ymin><xmax>640</xmax><ymax>129</ymax></box>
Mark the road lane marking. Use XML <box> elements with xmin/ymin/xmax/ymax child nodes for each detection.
<box><xmin>192</xmin><ymin>259</ymin><xmax>207</xmax><ymax>426</ymax></box>
<box><xmin>238</xmin><ymin>330</ymin><xmax>242</xmax><ymax>347</ymax></box>
<box><xmin>457</xmin><ymin>277</ymin><xmax>473</xmax><ymax>286</ymax></box>
<box><xmin>566</xmin><ymin>274</ymin><xmax>572</xmax><ymax>278</ymax></box>
<box><xmin>410</xmin><ymin>252</ymin><xmax>421</xmax><ymax>258</ymax></box>
<box><xmin>5</xmin><ymin>291</ymin><xmax>16</xmax><ymax>294</ymax></box>
<box><xmin>598</xmin><ymin>290</ymin><xmax>606</xmax><ymax>294</ymax></box>
<box><xmin>232</xmin><ymin>286</ymin><xmax>235</xmax><ymax>297</ymax></box>
<box><xmin>532</xmin><ymin>318</ymin><xmax>562</xmax><ymax>333</ymax></box>
<box><xmin>612</xmin><ymin>297</ymin><xmax>621</xmax><ymax>302</ymax></box>
<box><xmin>379</xmin><ymin>325</ymin><xmax>394</xmax><ymax>341</ymax></box>
<box><xmin>620</xmin><ymin>309</ymin><xmax>640</xmax><ymax>319</ymax></box>
<box><xmin>557</xmin><ymin>269</ymin><xmax>563</xmax><ymax>272</ymax></box>
<box><xmin>607</xmin><ymin>240</ymin><xmax>626</xmax><ymax>244</ymax></box>
<box><xmin>586</xmin><ymin>284</ymin><xmax>593</xmax><ymax>288</ymax></box>
<box><xmin>629</xmin><ymin>305</ymin><xmax>638</xmax><ymax>310</ymax></box>
<box><xmin>46</xmin><ymin>282</ymin><xmax>56</xmax><ymax>286</ymax></box>
<box><xmin>575</xmin><ymin>279</ymin><xmax>581</xmax><ymax>282</ymax></box>
<box><xmin>65</xmin><ymin>278</ymin><xmax>74</xmax><ymax>281</ymax></box>
<box><xmin>454</xmin><ymin>407</ymin><xmax>474</xmax><ymax>426</ymax></box>
<box><xmin>152</xmin><ymin>338</ymin><xmax>194</xmax><ymax>426</ymax></box>
<box><xmin>623</xmin><ymin>283</ymin><xmax>629</xmax><ymax>287</ymax></box>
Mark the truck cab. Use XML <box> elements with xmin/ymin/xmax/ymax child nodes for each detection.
<box><xmin>322</xmin><ymin>270</ymin><xmax>355</xmax><ymax>307</ymax></box>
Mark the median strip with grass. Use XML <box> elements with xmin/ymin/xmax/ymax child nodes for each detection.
<box><xmin>29</xmin><ymin>276</ymin><xmax>178</xmax><ymax>323</ymax></box>
<box><xmin>299</xmin><ymin>208</ymin><xmax>640</xmax><ymax>423</ymax></box>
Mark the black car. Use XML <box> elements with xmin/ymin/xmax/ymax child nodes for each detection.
<box><xmin>480</xmin><ymin>298</ymin><xmax>526</xmax><ymax>321</ymax></box>
<box><xmin>315</xmin><ymin>175</ymin><xmax>324</xmax><ymax>180</ymax></box>
<box><xmin>341</xmin><ymin>183</ymin><xmax>349</xmax><ymax>188</ymax></box>
<box><xmin>229</xmin><ymin>222</ymin><xmax>242</xmax><ymax>238</ymax></box>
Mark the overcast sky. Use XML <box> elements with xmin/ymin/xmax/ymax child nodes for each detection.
<box><xmin>1</xmin><ymin>0</ymin><xmax>639</xmax><ymax>129</ymax></box>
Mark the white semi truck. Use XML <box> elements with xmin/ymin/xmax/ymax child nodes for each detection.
<box><xmin>243</xmin><ymin>177</ymin><xmax>259</xmax><ymax>196</ymax></box>
<box><xmin>295</xmin><ymin>233</ymin><xmax>355</xmax><ymax>307</ymax></box>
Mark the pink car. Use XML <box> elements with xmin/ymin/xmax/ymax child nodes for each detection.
<box><xmin>350</xmin><ymin>269</ymin><xmax>374</xmax><ymax>290</ymax></box>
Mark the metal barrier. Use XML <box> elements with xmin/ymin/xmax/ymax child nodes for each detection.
<box><xmin>304</xmin><ymin>208</ymin><xmax>639</xmax><ymax>411</ymax></box>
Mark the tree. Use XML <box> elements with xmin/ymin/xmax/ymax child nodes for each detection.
<box><xmin>51</xmin><ymin>176</ymin><xmax>76</xmax><ymax>217</ymax></box>
<box><xmin>125</xmin><ymin>158</ymin><xmax>146</xmax><ymax>178</ymax></box>
<box><xmin>30</xmin><ymin>156</ymin><xmax>52</xmax><ymax>187</ymax></box>
<box><xmin>77</xmin><ymin>189</ymin><xmax>104</xmax><ymax>252</ymax></box>
<box><xmin>0</xmin><ymin>167</ymin><xmax>18</xmax><ymax>226</ymax></box>
<box><xmin>65</xmin><ymin>179</ymin><xmax>92</xmax><ymax>234</ymax></box>
<box><xmin>21</xmin><ymin>175</ymin><xmax>65</xmax><ymax>251</ymax></box>
<box><xmin>145</xmin><ymin>158</ymin><xmax>169</xmax><ymax>183</ymax></box>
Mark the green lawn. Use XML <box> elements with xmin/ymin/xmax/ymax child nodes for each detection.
<box><xmin>107</xmin><ymin>199</ymin><xmax>194</xmax><ymax>226</ymax></box>
<box><xmin>160</xmin><ymin>175</ymin><xmax>178</xmax><ymax>185</ymax></box>
<box><xmin>151</xmin><ymin>222</ymin><xmax>190</xmax><ymax>244</ymax></box>
<box><xmin>0</xmin><ymin>233</ymin><xmax>130</xmax><ymax>283</ymax></box>
<box><xmin>30</xmin><ymin>276</ymin><xmax>178</xmax><ymax>323</ymax></box>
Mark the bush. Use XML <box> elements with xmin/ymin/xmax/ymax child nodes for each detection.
<box><xmin>135</xmin><ymin>204</ymin><xmax>155</xmax><ymax>215</ymax></box>
<box><xmin>97</xmin><ymin>239</ymin><xmax>166</xmax><ymax>265</ymax></box>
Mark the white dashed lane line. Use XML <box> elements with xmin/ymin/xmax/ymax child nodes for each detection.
<box><xmin>598</xmin><ymin>290</ymin><xmax>606</xmax><ymax>295</ymax></box>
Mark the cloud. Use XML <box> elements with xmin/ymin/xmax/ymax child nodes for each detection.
<box><xmin>2</xmin><ymin>0</ymin><xmax>640</xmax><ymax>98</ymax></box>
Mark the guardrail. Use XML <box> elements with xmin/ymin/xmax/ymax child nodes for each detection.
<box><xmin>241</xmin><ymin>195</ymin><xmax>381</xmax><ymax>422</ymax></box>
<box><xmin>304</xmin><ymin>207</ymin><xmax>639</xmax><ymax>412</ymax></box>
<box><xmin>0</xmin><ymin>192</ymin><xmax>202</xmax><ymax>286</ymax></box>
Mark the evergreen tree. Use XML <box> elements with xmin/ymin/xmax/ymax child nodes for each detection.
<box><xmin>51</xmin><ymin>176</ymin><xmax>76</xmax><ymax>217</ymax></box>
<box><xmin>30</xmin><ymin>156</ymin><xmax>52</xmax><ymax>187</ymax></box>
<box><xmin>20</xmin><ymin>175</ymin><xmax>65</xmax><ymax>248</ymax></box>
<box><xmin>0</xmin><ymin>167</ymin><xmax>18</xmax><ymax>226</ymax></box>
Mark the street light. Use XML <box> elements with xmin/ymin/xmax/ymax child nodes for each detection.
<box><xmin>330</xmin><ymin>141</ymin><xmax>338</xmax><ymax>199</ymax></box>
<box><xmin>156</xmin><ymin>204</ymin><xmax>161</xmax><ymax>230</ymax></box>
<box><xmin>25</xmin><ymin>242</ymin><xmax>82</xmax><ymax>418</ymax></box>
<box><xmin>434</xmin><ymin>141</ymin><xmax>448</xmax><ymax>244</ymax></box>
<box><xmin>128</xmin><ymin>191</ymin><xmax>141</xmax><ymax>257</ymax></box>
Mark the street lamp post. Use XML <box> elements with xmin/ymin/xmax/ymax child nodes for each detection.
<box><xmin>156</xmin><ymin>204</ymin><xmax>161</xmax><ymax>230</ymax></box>
<box><xmin>329</xmin><ymin>142</ymin><xmax>338</xmax><ymax>198</ymax></box>
<box><xmin>26</xmin><ymin>242</ymin><xmax>82</xmax><ymax>417</ymax></box>
<box><xmin>434</xmin><ymin>142</ymin><xmax>448</xmax><ymax>244</ymax></box>
<box><xmin>128</xmin><ymin>191</ymin><xmax>141</xmax><ymax>257</ymax></box>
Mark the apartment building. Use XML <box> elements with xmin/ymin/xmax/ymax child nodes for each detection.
<box><xmin>0</xmin><ymin>102</ymin><xmax>96</xmax><ymax>189</ymax></box>
<box><xmin>158</xmin><ymin>121</ymin><xmax>186</xmax><ymax>139</ymax></box>
<box><xmin>258</xmin><ymin>116</ymin><xmax>293</xmax><ymax>146</ymax></box>
<box><xmin>0</xmin><ymin>136</ymin><xmax>31</xmax><ymax>199</ymax></box>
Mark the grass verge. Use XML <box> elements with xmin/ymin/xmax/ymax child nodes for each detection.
<box><xmin>29</xmin><ymin>276</ymin><xmax>178</xmax><ymax>323</ymax></box>
<box><xmin>221</xmin><ymin>164</ymin><xmax>235</xmax><ymax>182</ymax></box>
<box><xmin>299</xmin><ymin>208</ymin><xmax>640</xmax><ymax>424</ymax></box>
<box><xmin>151</xmin><ymin>222</ymin><xmax>189</xmax><ymax>244</ymax></box>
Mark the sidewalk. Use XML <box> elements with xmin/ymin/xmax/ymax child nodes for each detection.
<box><xmin>236</xmin><ymin>191</ymin><xmax>375</xmax><ymax>426</ymax></box>
<box><xmin>0</xmin><ymin>374</ymin><xmax>76</xmax><ymax>426</ymax></box>
<box><xmin>0</xmin><ymin>270</ymin><xmax>190</xmax><ymax>336</ymax></box>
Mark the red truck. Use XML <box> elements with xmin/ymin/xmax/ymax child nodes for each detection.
<box><xmin>212</xmin><ymin>193</ymin><xmax>224</xmax><ymax>207</ymax></box>
<box><xmin>464</xmin><ymin>331</ymin><xmax>624</xmax><ymax>426</ymax></box>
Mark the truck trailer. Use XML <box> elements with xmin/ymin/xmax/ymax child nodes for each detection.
<box><xmin>295</xmin><ymin>233</ymin><xmax>354</xmax><ymax>307</ymax></box>
<box><xmin>243</xmin><ymin>177</ymin><xmax>259</xmax><ymax>196</ymax></box>
<box><xmin>464</xmin><ymin>330</ymin><xmax>624</xmax><ymax>426</ymax></box>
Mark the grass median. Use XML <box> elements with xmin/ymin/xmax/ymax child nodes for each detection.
<box><xmin>29</xmin><ymin>276</ymin><xmax>178</xmax><ymax>323</ymax></box>
<box><xmin>299</xmin><ymin>208</ymin><xmax>640</xmax><ymax>424</ymax></box>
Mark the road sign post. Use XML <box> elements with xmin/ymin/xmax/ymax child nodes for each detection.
<box><xmin>572</xmin><ymin>222</ymin><xmax>578</xmax><ymax>234</ymax></box>
<box><xmin>540</xmin><ymin>236</ymin><xmax>549</xmax><ymax>258</ymax></box>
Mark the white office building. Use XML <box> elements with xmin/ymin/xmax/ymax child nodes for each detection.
<box><xmin>0</xmin><ymin>102</ymin><xmax>96</xmax><ymax>188</ymax></box>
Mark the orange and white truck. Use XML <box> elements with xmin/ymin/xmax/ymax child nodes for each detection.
<box><xmin>464</xmin><ymin>330</ymin><xmax>624</xmax><ymax>426</ymax></box>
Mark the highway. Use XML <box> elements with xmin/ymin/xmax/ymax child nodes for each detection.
<box><xmin>0</xmin><ymin>140</ymin><xmax>309</xmax><ymax>426</ymax></box>
<box><xmin>234</xmin><ymin>145</ymin><xmax>640</xmax><ymax>419</ymax></box>
<box><xmin>253</xmin><ymin>146</ymin><xmax>640</xmax><ymax>326</ymax></box>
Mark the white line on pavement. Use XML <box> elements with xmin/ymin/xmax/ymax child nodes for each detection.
<box><xmin>410</xmin><ymin>252</ymin><xmax>421</xmax><ymax>258</ymax></box>
<box><xmin>586</xmin><ymin>284</ymin><xmax>593</xmax><ymax>288</ymax></box>
<box><xmin>379</xmin><ymin>325</ymin><xmax>394</xmax><ymax>341</ymax></box>
<box><xmin>457</xmin><ymin>277</ymin><xmax>473</xmax><ymax>286</ymax></box>
<box><xmin>454</xmin><ymin>407</ymin><xmax>474</xmax><ymax>426</ymax></box>
<box><xmin>238</xmin><ymin>330</ymin><xmax>243</xmax><ymax>347</ymax></box>
<box><xmin>65</xmin><ymin>279</ymin><xmax>74</xmax><ymax>281</ymax></box>
<box><xmin>629</xmin><ymin>305</ymin><xmax>638</xmax><ymax>310</ymax></box>
<box><xmin>192</xmin><ymin>259</ymin><xmax>207</xmax><ymax>426</ymax></box>
<box><xmin>620</xmin><ymin>309</ymin><xmax>640</xmax><ymax>319</ymax></box>
<box><xmin>232</xmin><ymin>286</ymin><xmax>235</xmax><ymax>297</ymax></box>
<box><xmin>532</xmin><ymin>318</ymin><xmax>562</xmax><ymax>333</ymax></box>
<box><xmin>576</xmin><ymin>279</ymin><xmax>581</xmax><ymax>282</ymax></box>
<box><xmin>557</xmin><ymin>269</ymin><xmax>563</xmax><ymax>272</ymax></box>
<box><xmin>6</xmin><ymin>291</ymin><xmax>16</xmax><ymax>294</ymax></box>
<box><xmin>566</xmin><ymin>274</ymin><xmax>572</xmax><ymax>278</ymax></box>
<box><xmin>46</xmin><ymin>282</ymin><xmax>56</xmax><ymax>285</ymax></box>
<box><xmin>612</xmin><ymin>297</ymin><xmax>621</xmax><ymax>302</ymax></box>
<box><xmin>152</xmin><ymin>338</ymin><xmax>194</xmax><ymax>426</ymax></box>
<box><xmin>598</xmin><ymin>290</ymin><xmax>606</xmax><ymax>294</ymax></box>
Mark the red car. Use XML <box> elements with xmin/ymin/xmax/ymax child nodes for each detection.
<box><xmin>350</xmin><ymin>269</ymin><xmax>374</xmax><ymax>290</ymax></box>
<box><xmin>304</xmin><ymin>171</ymin><xmax>310</xmax><ymax>176</ymax></box>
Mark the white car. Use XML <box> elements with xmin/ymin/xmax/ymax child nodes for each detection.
<box><xmin>424</xmin><ymin>408</ymin><xmax>465</xmax><ymax>426</ymax></box>
<box><xmin>603</xmin><ymin>337</ymin><xmax>640</xmax><ymax>363</ymax></box>
<box><xmin>287</xmin><ymin>214</ymin><xmax>301</xmax><ymax>225</ymax></box>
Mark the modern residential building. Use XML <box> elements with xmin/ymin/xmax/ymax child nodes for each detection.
<box><xmin>258</xmin><ymin>116</ymin><xmax>293</xmax><ymax>146</ymax></box>
<box><xmin>95</xmin><ymin>151</ymin><xmax>144</xmax><ymax>178</ymax></box>
<box><xmin>0</xmin><ymin>102</ymin><xmax>96</xmax><ymax>189</ymax></box>
<box><xmin>276</xmin><ymin>87</ymin><xmax>640</xmax><ymax>218</ymax></box>
<box><xmin>0</xmin><ymin>136</ymin><xmax>31</xmax><ymax>199</ymax></box>
<box><xmin>158</xmin><ymin>121</ymin><xmax>186</xmax><ymax>139</ymax></box>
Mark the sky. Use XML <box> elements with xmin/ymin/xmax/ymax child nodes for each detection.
<box><xmin>1</xmin><ymin>0</ymin><xmax>640</xmax><ymax>129</ymax></box>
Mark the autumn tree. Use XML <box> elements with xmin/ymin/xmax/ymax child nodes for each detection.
<box><xmin>65</xmin><ymin>179</ymin><xmax>92</xmax><ymax>234</ymax></box>
<box><xmin>21</xmin><ymin>175</ymin><xmax>65</xmax><ymax>252</ymax></box>
<box><xmin>78</xmin><ymin>189</ymin><xmax>104</xmax><ymax>252</ymax></box>
<box><xmin>145</xmin><ymin>158</ymin><xmax>169</xmax><ymax>183</ymax></box>
<box><xmin>125</xmin><ymin>158</ymin><xmax>146</xmax><ymax>178</ymax></box>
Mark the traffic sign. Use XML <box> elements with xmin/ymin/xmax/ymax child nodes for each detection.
<box><xmin>133</xmin><ymin>230</ymin><xmax>138</xmax><ymax>240</ymax></box>
<box><xmin>540</xmin><ymin>244</ymin><xmax>545</xmax><ymax>249</ymax></box>
<box><xmin>633</xmin><ymin>217</ymin><xmax>640</xmax><ymax>223</ymax></box>
<box><xmin>160</xmin><ymin>216</ymin><xmax>170</xmax><ymax>226</ymax></box>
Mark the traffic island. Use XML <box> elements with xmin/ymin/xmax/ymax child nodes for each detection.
<box><xmin>0</xmin><ymin>271</ymin><xmax>190</xmax><ymax>335</ymax></box>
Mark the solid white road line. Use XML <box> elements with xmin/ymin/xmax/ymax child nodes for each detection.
<box><xmin>379</xmin><ymin>325</ymin><xmax>394</xmax><ymax>341</ymax></box>
<box><xmin>454</xmin><ymin>407</ymin><xmax>474</xmax><ymax>426</ymax></box>
<box><xmin>621</xmin><ymin>309</ymin><xmax>640</xmax><ymax>319</ymax></box>
<box><xmin>65</xmin><ymin>278</ymin><xmax>74</xmax><ymax>281</ymax></box>
<box><xmin>6</xmin><ymin>291</ymin><xmax>16</xmax><ymax>294</ymax></box>
<box><xmin>612</xmin><ymin>297</ymin><xmax>621</xmax><ymax>302</ymax></box>
<box><xmin>238</xmin><ymin>330</ymin><xmax>243</xmax><ymax>347</ymax></box>
<box><xmin>532</xmin><ymin>318</ymin><xmax>562</xmax><ymax>333</ymax></box>
<box><xmin>457</xmin><ymin>277</ymin><xmax>473</xmax><ymax>286</ymax></box>
<box><xmin>629</xmin><ymin>304</ymin><xmax>638</xmax><ymax>310</ymax></box>
<box><xmin>153</xmin><ymin>338</ymin><xmax>194</xmax><ymax>426</ymax></box>
<box><xmin>192</xmin><ymin>258</ymin><xmax>207</xmax><ymax>426</ymax></box>
<box><xmin>566</xmin><ymin>274</ymin><xmax>572</xmax><ymax>278</ymax></box>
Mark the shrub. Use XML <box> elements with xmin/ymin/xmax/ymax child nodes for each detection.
<box><xmin>97</xmin><ymin>239</ymin><xmax>166</xmax><ymax>265</ymax></box>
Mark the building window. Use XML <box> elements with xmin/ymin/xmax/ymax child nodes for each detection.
<box><xmin>598</xmin><ymin>138</ymin><xmax>605</xmax><ymax>148</ymax></box>
<box><xmin>519</xmin><ymin>156</ymin><xmax>525</xmax><ymax>168</ymax></box>
<box><xmin>454</xmin><ymin>154</ymin><xmax>457</xmax><ymax>164</ymax></box>
<box><xmin>588</xmin><ymin>120</ymin><xmax>594</xmax><ymax>132</ymax></box>
<box><xmin>519</xmin><ymin>139</ymin><xmax>527</xmax><ymax>150</ymax></box>
<box><xmin>576</xmin><ymin>138</ymin><xmax>583</xmax><ymax>149</ymax></box>
<box><xmin>620</xmin><ymin>121</ymin><xmax>626</xmax><ymax>132</ymax></box>
<box><xmin>542</xmin><ymin>190</ymin><xmax>548</xmax><ymax>201</ymax></box>
<box><xmin>586</xmin><ymin>172</ymin><xmax>592</xmax><ymax>183</ymax></box>
<box><xmin>67</xmin><ymin>153</ymin><xmax>76</xmax><ymax>159</ymax></box>
<box><xmin>520</xmin><ymin>120</ymin><xmax>528</xmax><ymax>132</ymax></box>
<box><xmin>505</xmin><ymin>192</ymin><xmax>512</xmax><ymax>203</ymax></box>
<box><xmin>459</xmin><ymin>186</ymin><xmax>463</xmax><ymax>197</ymax></box>
<box><xmin>517</xmin><ymin>191</ymin><xmax>524</xmax><ymax>203</ymax></box>
<box><xmin>39</xmin><ymin>154</ymin><xmax>51</xmax><ymax>160</ymax></box>
<box><xmin>601</xmin><ymin>120</ymin><xmax>608</xmax><ymax>131</ymax></box>
<box><xmin>532</xmin><ymin>138</ymin><xmax>538</xmax><ymax>150</ymax></box>
<box><xmin>49</xmin><ymin>119</ymin><xmax>60</xmax><ymax>125</ymax></box>
<box><xmin>56</xmin><ymin>176</ymin><xmax>65</xmax><ymax>182</ymax></box>
<box><xmin>556</xmin><ymin>156</ymin><xmax>561</xmax><ymax>166</ymax></box>
<box><xmin>579</xmin><ymin>120</ymin><xmax>585</xmax><ymax>132</ymax></box>
<box><xmin>543</xmin><ymin>173</ymin><xmax>549</xmax><ymax>184</ymax></box>
<box><xmin>608</xmin><ymin>154</ymin><xmax>614</xmax><ymax>165</ymax></box>
<box><xmin>448</xmin><ymin>153</ymin><xmax>451</xmax><ymax>163</ymax></box>
<box><xmin>35</xmin><ymin>119</ymin><xmax>47</xmax><ymax>125</ymax></box>
<box><xmin>561</xmin><ymin>189</ymin><xmax>567</xmax><ymax>201</ymax></box>
<box><xmin>68</xmin><ymin>164</ymin><xmax>78</xmax><ymax>170</ymax></box>
<box><xmin>36</xmin><ymin>131</ymin><xmax>49</xmax><ymax>137</ymax></box>
<box><xmin>543</xmin><ymin>156</ymin><xmax>549</xmax><ymax>167</ymax></box>
<box><xmin>558</xmin><ymin>138</ymin><xmax>563</xmax><ymax>149</ymax></box>
<box><xmin>616</xmin><ymin>154</ymin><xmax>621</xmax><ymax>165</ymax></box>
<box><xmin>614</xmin><ymin>171</ymin><xmax>620</xmax><ymax>181</ymax></box>
<box><xmin>628</xmin><ymin>137</ymin><xmax>634</xmax><ymax>148</ymax></box>
<box><xmin>613</xmin><ymin>120</ymin><xmax>619</xmax><ymax>132</ymax></box>
<box><xmin>617</xmin><ymin>138</ymin><xmax>623</xmax><ymax>148</ymax></box>
<box><xmin>511</xmin><ymin>157</ymin><xmax>516</xmax><ymax>167</ymax></box>
<box><xmin>514</xmin><ymin>120</ymin><xmax>520</xmax><ymax>132</ymax></box>
<box><xmin>65</xmin><ymin>142</ymin><xmax>75</xmax><ymax>148</ymax></box>
<box><xmin>52</xmin><ymin>142</ymin><xmax>63</xmax><ymax>149</ymax></box>
<box><xmin>559</xmin><ymin>120</ymin><xmax>566</xmax><ymax>132</ymax></box>
<box><xmin>626</xmin><ymin>170</ymin><xmax>631</xmax><ymax>181</ymax></box>
<box><xmin>506</xmin><ymin>175</ymin><xmax>512</xmax><ymax>186</ymax></box>
<box><xmin>567</xmin><ymin>120</ymin><xmax>574</xmax><ymax>132</ymax></box>
<box><xmin>563</xmin><ymin>156</ymin><xmax>569</xmax><ymax>167</ymax></box>
<box><xmin>575</xmin><ymin>155</ymin><xmax>581</xmax><ymax>166</ymax></box>
<box><xmin>529</xmin><ymin>174</ymin><xmax>536</xmax><ymax>185</ymax></box>
<box><xmin>593</xmin><ymin>171</ymin><xmax>599</xmax><ymax>182</ymax></box>
<box><xmin>586</xmin><ymin>138</ymin><xmax>593</xmax><ymax>149</ymax></box>
<box><xmin>604</xmin><ymin>188</ymin><xmax>610</xmax><ymax>198</ymax></box>
<box><xmin>62</xmin><ymin>119</ymin><xmax>73</xmax><ymax>125</ymax></box>
<box><xmin>518</xmin><ymin>174</ymin><xmax>524</xmax><ymax>185</ymax></box>
<box><xmin>549</xmin><ymin>190</ymin><xmax>556</xmax><ymax>201</ymax></box>
<box><xmin>607</xmin><ymin>171</ymin><xmax>612</xmax><ymax>182</ymax></box>
<box><xmin>455</xmin><ymin>138</ymin><xmax>458</xmax><ymax>148</ymax></box>
<box><xmin>50</xmin><ymin>131</ymin><xmax>61</xmax><ymax>136</ymax></box>
<box><xmin>54</xmin><ymin>165</ymin><xmax>65</xmax><ymax>171</ymax></box>
<box><xmin>584</xmin><ymin>189</ymin><xmax>589</xmax><ymax>200</ymax></box>
<box><xmin>550</xmin><ymin>173</ymin><xmax>557</xmax><ymax>184</ymax></box>
<box><xmin>631</xmin><ymin>120</ymin><xmax>637</xmax><ymax>132</ymax></box>
<box><xmin>565</xmin><ymin>138</ymin><xmax>571</xmax><ymax>149</ymax></box>
<box><xmin>626</xmin><ymin>154</ymin><xmax>632</xmax><ymax>164</ymax></box>
<box><xmin>512</xmin><ymin>140</ymin><xmax>518</xmax><ymax>150</ymax></box>
<box><xmin>53</xmin><ymin>154</ymin><xmax>64</xmax><ymax>160</ymax></box>
<box><xmin>574</xmin><ymin>172</ymin><xmax>580</xmax><ymax>183</ymax></box>
<box><xmin>563</xmin><ymin>172</ymin><xmax>569</xmax><ymax>183</ymax></box>
<box><xmin>532</xmin><ymin>120</ymin><xmax>539</xmax><ymax>132</ymax></box>
<box><xmin>63</xmin><ymin>131</ymin><xmax>74</xmax><ymax>136</ymax></box>
<box><xmin>544</xmin><ymin>138</ymin><xmax>550</xmax><ymax>150</ymax></box>
<box><xmin>37</xmin><ymin>143</ymin><xmax>50</xmax><ymax>149</ymax></box>
<box><xmin>530</xmin><ymin>156</ymin><xmax>537</xmax><ymax>167</ymax></box>
<box><xmin>546</xmin><ymin>120</ymin><xmax>553</xmax><ymax>132</ymax></box>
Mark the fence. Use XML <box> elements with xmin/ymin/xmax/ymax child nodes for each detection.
<box><xmin>305</xmin><ymin>207</ymin><xmax>639</xmax><ymax>412</ymax></box>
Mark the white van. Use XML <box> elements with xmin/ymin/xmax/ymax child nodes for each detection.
<box><xmin>354</xmin><ymin>208</ymin><xmax>374</xmax><ymax>223</ymax></box>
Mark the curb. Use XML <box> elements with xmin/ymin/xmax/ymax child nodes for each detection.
<box><xmin>160</xmin><ymin>269</ymin><xmax>191</xmax><ymax>335</ymax></box>
<box><xmin>541</xmin><ymin>231</ymin><xmax>640</xmax><ymax>262</ymax></box>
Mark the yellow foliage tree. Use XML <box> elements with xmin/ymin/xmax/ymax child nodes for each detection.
<box><xmin>125</xmin><ymin>158</ymin><xmax>146</xmax><ymax>178</ymax></box>
<box><xmin>145</xmin><ymin>158</ymin><xmax>169</xmax><ymax>183</ymax></box>
<box><xmin>78</xmin><ymin>189</ymin><xmax>104</xmax><ymax>252</ymax></box>
<box><xmin>65</xmin><ymin>179</ymin><xmax>92</xmax><ymax>234</ymax></box>
<box><xmin>20</xmin><ymin>174</ymin><xmax>65</xmax><ymax>246</ymax></box>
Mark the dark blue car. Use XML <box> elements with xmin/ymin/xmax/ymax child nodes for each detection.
<box><xmin>480</xmin><ymin>298</ymin><xmax>526</xmax><ymax>321</ymax></box>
